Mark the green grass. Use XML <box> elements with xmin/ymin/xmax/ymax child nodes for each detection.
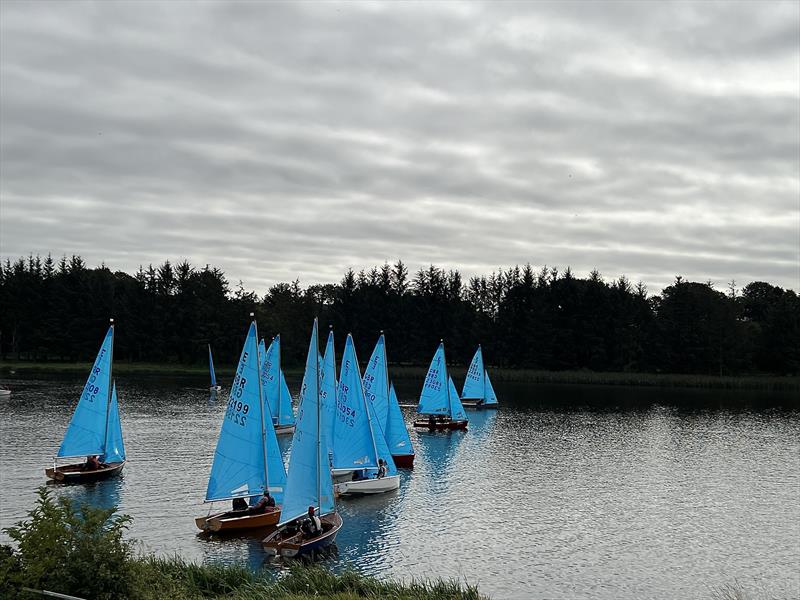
<box><xmin>2</xmin><ymin>361</ymin><xmax>797</xmax><ymax>392</ymax></box>
<box><xmin>129</xmin><ymin>557</ymin><xmax>487</xmax><ymax>600</ymax></box>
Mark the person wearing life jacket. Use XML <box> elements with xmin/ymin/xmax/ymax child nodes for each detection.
<box><xmin>248</xmin><ymin>490</ymin><xmax>276</xmax><ymax>515</ymax></box>
<box><xmin>376</xmin><ymin>458</ymin><xmax>387</xmax><ymax>479</ymax></box>
<box><xmin>301</xmin><ymin>506</ymin><xmax>322</xmax><ymax>538</ymax></box>
<box><xmin>83</xmin><ymin>455</ymin><xmax>101</xmax><ymax>471</ymax></box>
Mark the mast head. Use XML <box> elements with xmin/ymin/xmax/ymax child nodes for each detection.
<box><xmin>109</xmin><ymin>318</ymin><xmax>114</xmax><ymax>324</ymax></box>
<box><xmin>250</xmin><ymin>312</ymin><xmax>255</xmax><ymax>318</ymax></box>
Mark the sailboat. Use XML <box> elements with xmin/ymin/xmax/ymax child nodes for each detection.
<box><xmin>46</xmin><ymin>320</ymin><xmax>126</xmax><ymax>482</ymax></box>
<box><xmin>413</xmin><ymin>341</ymin><xmax>469</xmax><ymax>430</ymax></box>
<box><xmin>262</xmin><ymin>319</ymin><xmax>342</xmax><ymax>557</ymax></box>
<box><xmin>195</xmin><ymin>314</ymin><xmax>287</xmax><ymax>532</ymax></box>
<box><xmin>363</xmin><ymin>334</ymin><xmax>415</xmax><ymax>468</ymax></box>
<box><xmin>260</xmin><ymin>335</ymin><xmax>296</xmax><ymax>435</ymax></box>
<box><xmin>331</xmin><ymin>334</ymin><xmax>400</xmax><ymax>496</ymax></box>
<box><xmin>460</xmin><ymin>345</ymin><xmax>499</xmax><ymax>409</ymax></box>
<box><xmin>208</xmin><ymin>344</ymin><xmax>222</xmax><ymax>392</ymax></box>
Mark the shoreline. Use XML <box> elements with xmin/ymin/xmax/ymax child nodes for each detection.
<box><xmin>1</xmin><ymin>360</ymin><xmax>797</xmax><ymax>392</ymax></box>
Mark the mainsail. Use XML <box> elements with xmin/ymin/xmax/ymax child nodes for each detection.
<box><xmin>261</xmin><ymin>336</ymin><xmax>295</xmax><ymax>427</ymax></box>
<box><xmin>332</xmin><ymin>335</ymin><xmax>389</xmax><ymax>471</ymax></box>
<box><xmin>417</xmin><ymin>343</ymin><xmax>449</xmax><ymax>415</ymax></box>
<box><xmin>208</xmin><ymin>344</ymin><xmax>218</xmax><ymax>388</ymax></box>
<box><xmin>362</xmin><ymin>335</ymin><xmax>390</xmax><ymax>431</ymax></box>
<box><xmin>58</xmin><ymin>326</ymin><xmax>115</xmax><ymax>458</ymax></box>
<box><xmin>205</xmin><ymin>320</ymin><xmax>285</xmax><ymax>503</ymax></box>
<box><xmin>280</xmin><ymin>319</ymin><xmax>335</xmax><ymax>525</ymax></box>
<box><xmin>461</xmin><ymin>346</ymin><xmax>485</xmax><ymax>400</ymax></box>
<box><xmin>320</xmin><ymin>330</ymin><xmax>337</xmax><ymax>453</ymax></box>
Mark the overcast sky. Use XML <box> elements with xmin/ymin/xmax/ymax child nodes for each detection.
<box><xmin>1</xmin><ymin>1</ymin><xmax>798</xmax><ymax>294</ymax></box>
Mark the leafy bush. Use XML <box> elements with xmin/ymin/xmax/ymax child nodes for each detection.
<box><xmin>2</xmin><ymin>487</ymin><xmax>133</xmax><ymax>599</ymax></box>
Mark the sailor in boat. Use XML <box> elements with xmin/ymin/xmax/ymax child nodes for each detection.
<box><xmin>376</xmin><ymin>459</ymin><xmax>387</xmax><ymax>479</ymax></box>
<box><xmin>232</xmin><ymin>497</ymin><xmax>248</xmax><ymax>511</ymax></box>
<box><xmin>83</xmin><ymin>455</ymin><xmax>101</xmax><ymax>471</ymax></box>
<box><xmin>247</xmin><ymin>490</ymin><xmax>276</xmax><ymax>515</ymax></box>
<box><xmin>300</xmin><ymin>506</ymin><xmax>322</xmax><ymax>539</ymax></box>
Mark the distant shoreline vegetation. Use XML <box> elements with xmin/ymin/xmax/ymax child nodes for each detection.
<box><xmin>1</xmin><ymin>255</ymin><xmax>798</xmax><ymax>378</ymax></box>
<box><xmin>1</xmin><ymin>362</ymin><xmax>797</xmax><ymax>393</ymax></box>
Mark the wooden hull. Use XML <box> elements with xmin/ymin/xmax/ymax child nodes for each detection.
<box><xmin>392</xmin><ymin>453</ymin><xmax>415</xmax><ymax>468</ymax></box>
<box><xmin>45</xmin><ymin>461</ymin><xmax>125</xmax><ymax>483</ymax></box>
<box><xmin>274</xmin><ymin>424</ymin><xmax>296</xmax><ymax>436</ymax></box>
<box><xmin>262</xmin><ymin>512</ymin><xmax>342</xmax><ymax>557</ymax></box>
<box><xmin>335</xmin><ymin>474</ymin><xmax>400</xmax><ymax>496</ymax></box>
<box><xmin>195</xmin><ymin>506</ymin><xmax>281</xmax><ymax>532</ymax></box>
<box><xmin>413</xmin><ymin>418</ymin><xmax>468</xmax><ymax>431</ymax></box>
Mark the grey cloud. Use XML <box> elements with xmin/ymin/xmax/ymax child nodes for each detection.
<box><xmin>1</xmin><ymin>0</ymin><xmax>797</xmax><ymax>294</ymax></box>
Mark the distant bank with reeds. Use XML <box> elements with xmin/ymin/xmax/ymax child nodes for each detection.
<box><xmin>2</xmin><ymin>360</ymin><xmax>798</xmax><ymax>393</ymax></box>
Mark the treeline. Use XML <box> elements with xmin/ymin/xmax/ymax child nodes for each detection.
<box><xmin>1</xmin><ymin>254</ymin><xmax>798</xmax><ymax>375</ymax></box>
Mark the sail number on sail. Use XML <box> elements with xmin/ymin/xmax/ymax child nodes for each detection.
<box><xmin>424</xmin><ymin>368</ymin><xmax>442</xmax><ymax>391</ymax></box>
<box><xmin>336</xmin><ymin>386</ymin><xmax>357</xmax><ymax>427</ymax></box>
<box><xmin>83</xmin><ymin>348</ymin><xmax>108</xmax><ymax>403</ymax></box>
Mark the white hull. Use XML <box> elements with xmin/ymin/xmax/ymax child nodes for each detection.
<box><xmin>334</xmin><ymin>475</ymin><xmax>400</xmax><ymax>496</ymax></box>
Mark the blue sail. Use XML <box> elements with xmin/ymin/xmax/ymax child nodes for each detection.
<box><xmin>205</xmin><ymin>322</ymin><xmax>268</xmax><ymax>502</ymax></box>
<box><xmin>363</xmin><ymin>335</ymin><xmax>389</xmax><ymax>431</ymax></box>
<box><xmin>58</xmin><ymin>326</ymin><xmax>114</xmax><ymax>458</ymax></box>
<box><xmin>386</xmin><ymin>383</ymin><xmax>413</xmax><ymax>457</ymax></box>
<box><xmin>448</xmin><ymin>376</ymin><xmax>468</xmax><ymax>422</ymax></box>
<box><xmin>277</xmin><ymin>370</ymin><xmax>294</xmax><ymax>426</ymax></box>
<box><xmin>417</xmin><ymin>343</ymin><xmax>449</xmax><ymax>415</ymax></box>
<box><xmin>101</xmin><ymin>383</ymin><xmax>126</xmax><ymax>463</ymax></box>
<box><xmin>208</xmin><ymin>344</ymin><xmax>218</xmax><ymax>387</ymax></box>
<box><xmin>332</xmin><ymin>334</ymin><xmax>380</xmax><ymax>471</ymax></box>
<box><xmin>261</xmin><ymin>383</ymin><xmax>287</xmax><ymax>504</ymax></box>
<box><xmin>320</xmin><ymin>331</ymin><xmax>337</xmax><ymax>453</ymax></box>
<box><xmin>461</xmin><ymin>346</ymin><xmax>485</xmax><ymax>400</ymax></box>
<box><xmin>365</xmin><ymin>390</ymin><xmax>397</xmax><ymax>476</ymax></box>
<box><xmin>484</xmin><ymin>371</ymin><xmax>499</xmax><ymax>406</ymax></box>
<box><xmin>280</xmin><ymin>319</ymin><xmax>335</xmax><ymax>524</ymax></box>
<box><xmin>260</xmin><ymin>337</ymin><xmax>280</xmax><ymax>421</ymax></box>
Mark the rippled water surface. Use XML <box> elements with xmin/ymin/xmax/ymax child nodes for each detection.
<box><xmin>1</xmin><ymin>376</ymin><xmax>798</xmax><ymax>599</ymax></box>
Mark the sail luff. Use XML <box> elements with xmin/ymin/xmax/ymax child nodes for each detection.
<box><xmin>276</xmin><ymin>334</ymin><xmax>282</xmax><ymax>423</ymax></box>
<box><xmin>315</xmin><ymin>321</ymin><xmax>322</xmax><ymax>514</ymax></box>
<box><xmin>253</xmin><ymin>317</ymin><xmax>270</xmax><ymax>491</ymax></box>
<box><xmin>442</xmin><ymin>342</ymin><xmax>452</xmax><ymax>418</ymax></box>
<box><xmin>352</xmin><ymin>336</ymin><xmax>382</xmax><ymax>469</ymax></box>
<box><xmin>101</xmin><ymin>320</ymin><xmax>115</xmax><ymax>456</ymax></box>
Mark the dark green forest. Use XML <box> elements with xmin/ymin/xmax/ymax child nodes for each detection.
<box><xmin>1</xmin><ymin>254</ymin><xmax>798</xmax><ymax>375</ymax></box>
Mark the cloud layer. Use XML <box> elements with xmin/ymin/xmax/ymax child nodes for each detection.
<box><xmin>1</xmin><ymin>0</ymin><xmax>798</xmax><ymax>293</ymax></box>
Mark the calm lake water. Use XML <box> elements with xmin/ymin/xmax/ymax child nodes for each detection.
<box><xmin>1</xmin><ymin>376</ymin><xmax>798</xmax><ymax>599</ymax></box>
